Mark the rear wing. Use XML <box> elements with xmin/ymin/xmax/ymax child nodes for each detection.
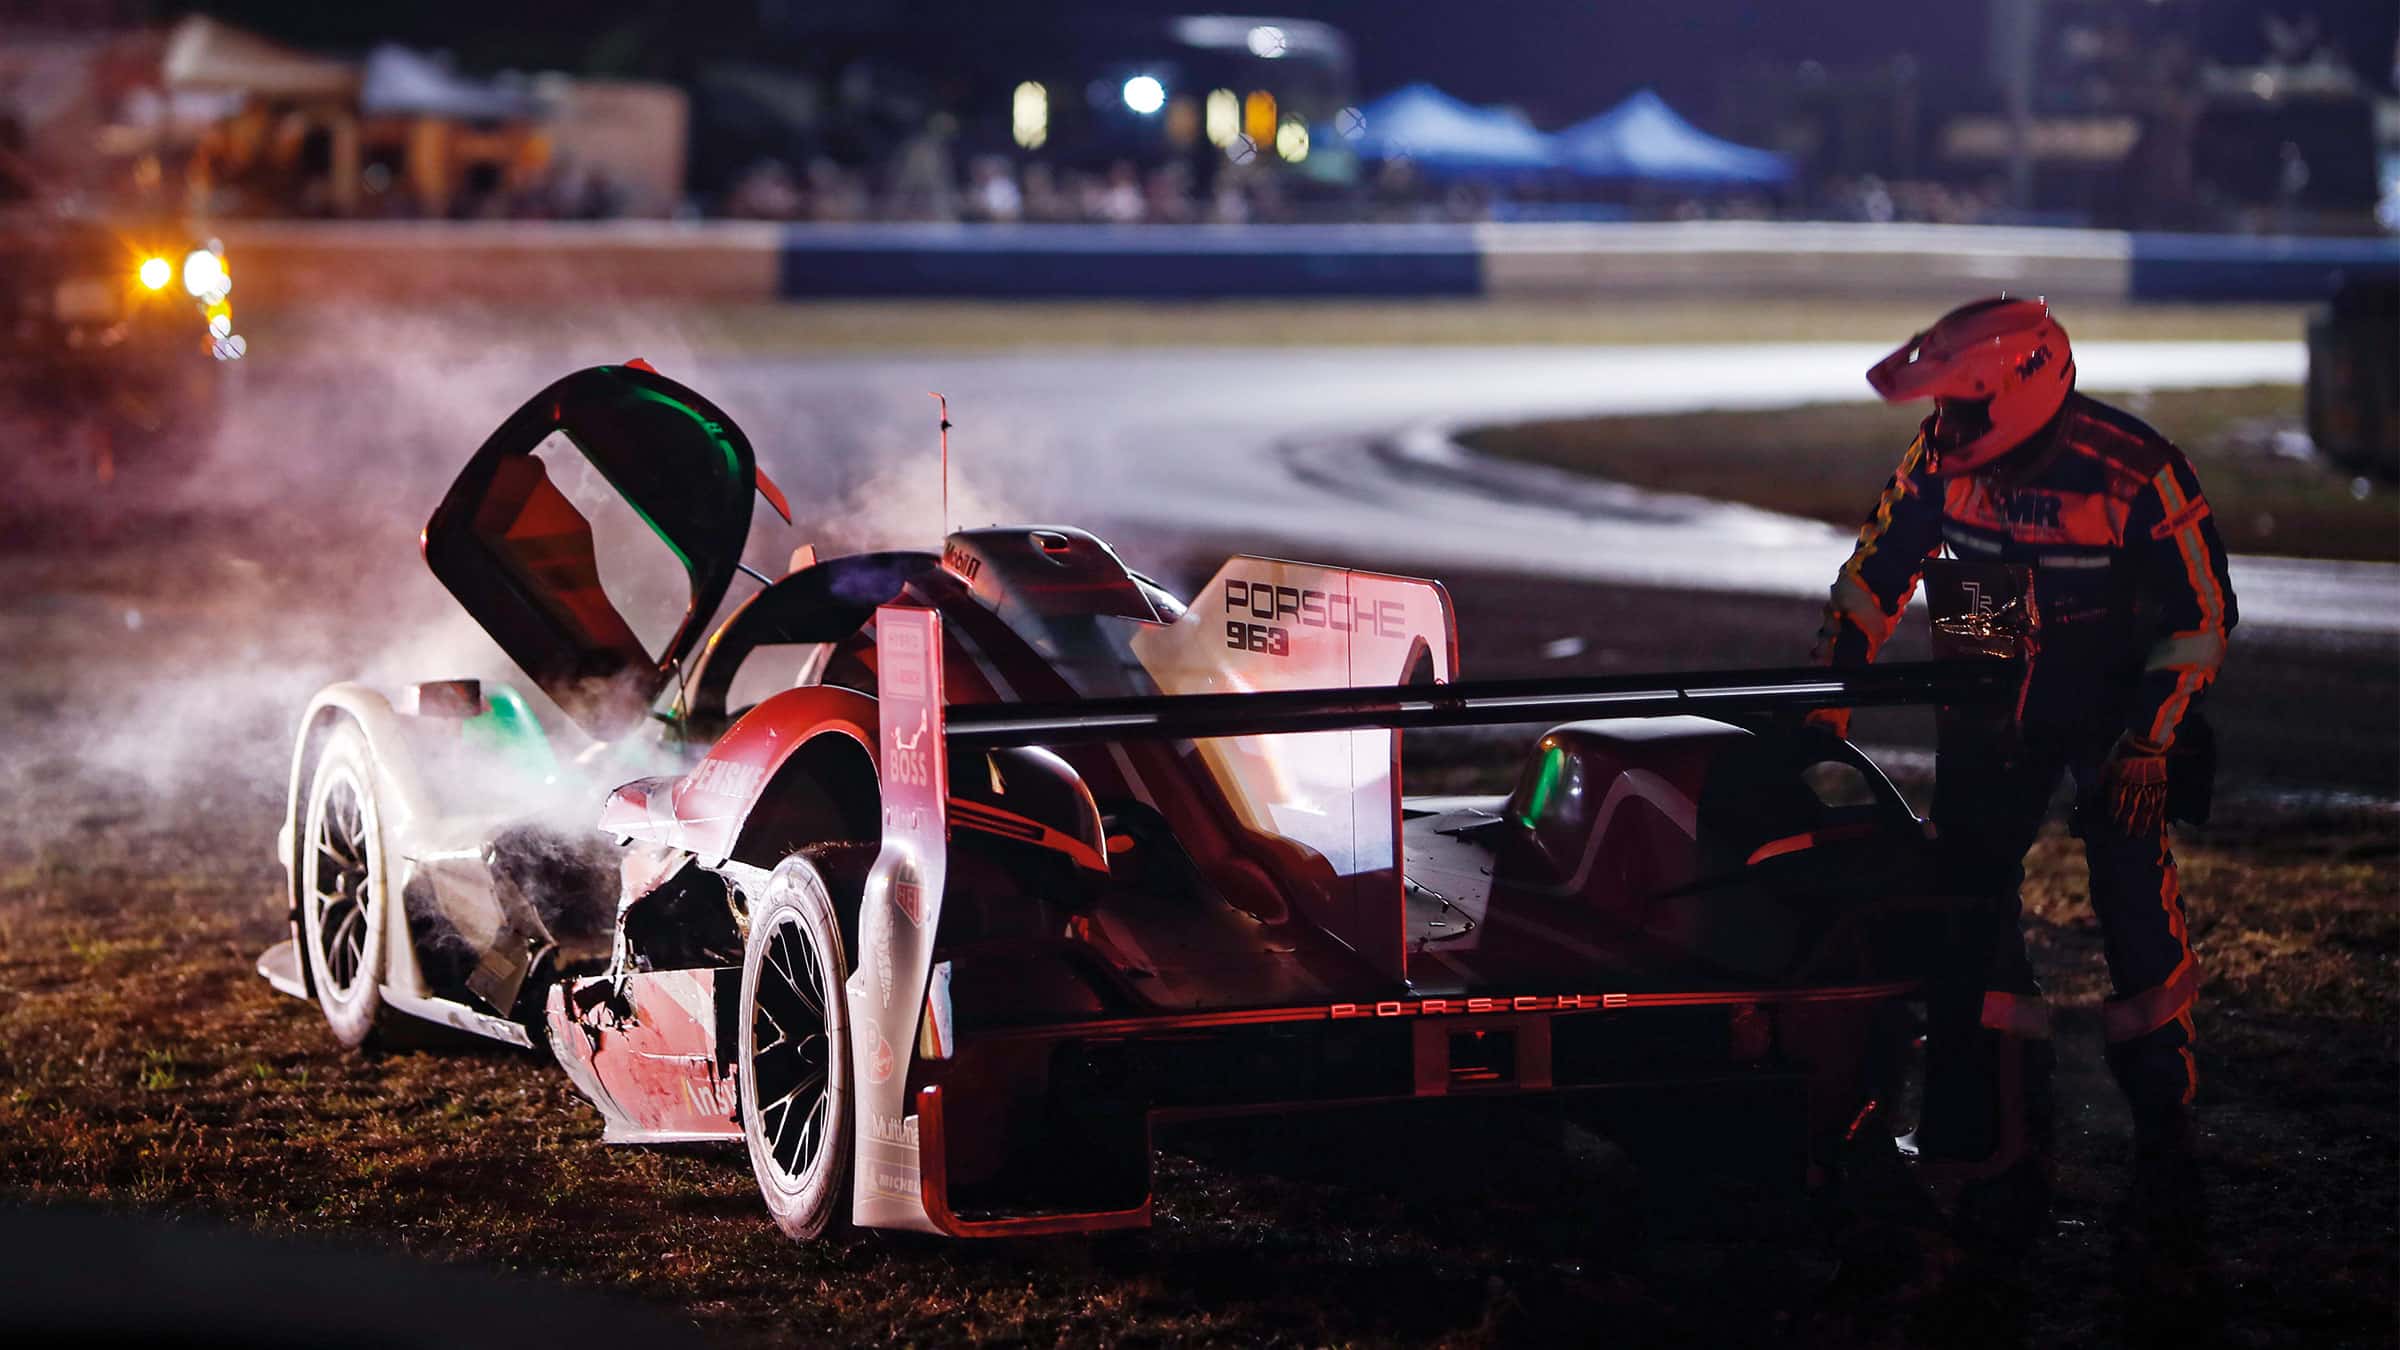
<box><xmin>846</xmin><ymin>561</ymin><xmax>2031</xmax><ymax>1235</ymax></box>
<box><xmin>941</xmin><ymin>658</ymin><xmax>2020</xmax><ymax>749</ymax></box>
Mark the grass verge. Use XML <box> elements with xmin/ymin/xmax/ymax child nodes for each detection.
<box><xmin>0</xmin><ymin>529</ymin><xmax>2390</xmax><ymax>1347</ymax></box>
<box><xmin>0</xmin><ymin>804</ymin><xmax>2388</xmax><ymax>1347</ymax></box>
<box><xmin>1459</xmin><ymin>384</ymin><xmax>2396</xmax><ymax>563</ymax></box>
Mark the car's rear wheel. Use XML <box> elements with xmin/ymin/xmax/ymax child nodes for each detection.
<box><xmin>738</xmin><ymin>856</ymin><xmax>854</xmax><ymax>1240</ymax></box>
<box><xmin>300</xmin><ymin>722</ymin><xmax>392</xmax><ymax>1049</ymax></box>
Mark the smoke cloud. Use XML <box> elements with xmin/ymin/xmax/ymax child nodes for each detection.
<box><xmin>0</xmin><ymin>299</ymin><xmax>1037</xmax><ymax>890</ymax></box>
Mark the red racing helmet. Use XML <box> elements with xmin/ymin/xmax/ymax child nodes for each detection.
<box><xmin>1866</xmin><ymin>296</ymin><xmax>2074</xmax><ymax>473</ymax></box>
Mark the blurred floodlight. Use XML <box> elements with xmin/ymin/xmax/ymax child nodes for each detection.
<box><xmin>1165</xmin><ymin>95</ymin><xmax>1200</xmax><ymax>146</ymax></box>
<box><xmin>1122</xmin><ymin>75</ymin><xmax>1166</xmax><ymax>116</ymax></box>
<box><xmin>1336</xmin><ymin>106</ymin><xmax>1366</xmax><ymax>141</ymax></box>
<box><xmin>182</xmin><ymin>248</ymin><xmax>228</xmax><ymax>299</ymax></box>
<box><xmin>1205</xmin><ymin>88</ymin><xmax>1239</xmax><ymax>146</ymax></box>
<box><xmin>1247</xmin><ymin>25</ymin><xmax>1288</xmax><ymax>58</ymax></box>
<box><xmin>1227</xmin><ymin>134</ymin><xmax>1257</xmax><ymax>166</ymax></box>
<box><xmin>1013</xmin><ymin>81</ymin><xmax>1048</xmax><ymax>149</ymax></box>
<box><xmin>137</xmin><ymin>256</ymin><xmax>172</xmax><ymax>290</ymax></box>
<box><xmin>208</xmin><ymin>311</ymin><xmax>232</xmax><ymax>339</ymax></box>
<box><xmin>1275</xmin><ymin>117</ymin><xmax>1309</xmax><ymax>162</ymax></box>
<box><xmin>1243</xmin><ymin>90</ymin><xmax>1276</xmax><ymax>144</ymax></box>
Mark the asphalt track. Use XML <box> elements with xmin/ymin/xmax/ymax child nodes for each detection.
<box><xmin>646</xmin><ymin>338</ymin><xmax>2392</xmax><ymax>801</ymax></box>
<box><xmin>688</xmin><ymin>339</ymin><xmax>2387</xmax><ymax>633</ymax></box>
<box><xmin>158</xmin><ymin>336</ymin><xmax>2389</xmax><ymax>800</ymax></box>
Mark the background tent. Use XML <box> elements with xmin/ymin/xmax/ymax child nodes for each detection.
<box><xmin>360</xmin><ymin>46</ymin><xmax>543</xmax><ymax>121</ymax></box>
<box><xmin>1342</xmin><ymin>81</ymin><xmax>1557</xmax><ymax>177</ymax></box>
<box><xmin>161</xmin><ymin>15</ymin><xmax>358</xmax><ymax>99</ymax></box>
<box><xmin>1556</xmin><ymin>88</ymin><xmax>1790</xmax><ymax>186</ymax></box>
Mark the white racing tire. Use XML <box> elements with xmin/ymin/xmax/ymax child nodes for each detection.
<box><xmin>299</xmin><ymin>722</ymin><xmax>393</xmax><ymax>1049</ymax></box>
<box><xmin>737</xmin><ymin>856</ymin><xmax>854</xmax><ymax>1240</ymax></box>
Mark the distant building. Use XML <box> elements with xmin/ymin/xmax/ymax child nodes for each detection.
<box><xmin>1717</xmin><ymin>0</ymin><xmax>2391</xmax><ymax>231</ymax></box>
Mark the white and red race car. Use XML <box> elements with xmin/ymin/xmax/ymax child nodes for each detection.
<box><xmin>262</xmin><ymin>362</ymin><xmax>2031</xmax><ymax>1239</ymax></box>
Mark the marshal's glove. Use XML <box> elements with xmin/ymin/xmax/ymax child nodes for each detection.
<box><xmin>2101</xmin><ymin>736</ymin><xmax>2171</xmax><ymax>837</ymax></box>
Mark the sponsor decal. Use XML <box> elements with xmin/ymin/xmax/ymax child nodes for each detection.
<box><xmin>2013</xmin><ymin>344</ymin><xmax>2054</xmax><ymax>381</ymax></box>
<box><xmin>865</xmin><ymin>1163</ymin><xmax>922</xmax><ymax>1202</ymax></box>
<box><xmin>1987</xmin><ymin>488</ymin><xmax>2064</xmax><ymax>531</ymax></box>
<box><xmin>887</xmin><ymin>709</ymin><xmax>932</xmax><ymax>789</ymax></box>
<box><xmin>859</xmin><ymin>1020</ymin><xmax>896</xmax><ymax>1083</ymax></box>
<box><xmin>940</xmin><ymin>540</ymin><xmax>983</xmax><ymax>585</ymax></box>
<box><xmin>1329</xmin><ymin>993</ymin><xmax>1628</xmax><ymax>1019</ymax></box>
<box><xmin>1222</xmin><ymin>577</ymin><xmax>1406</xmax><ymax>657</ymax></box>
<box><xmin>2150</xmin><ymin>496</ymin><xmax>2211</xmax><ymax>540</ymax></box>
<box><xmin>685</xmin><ymin>758</ymin><xmax>765</xmax><ymax>801</ymax></box>
<box><xmin>869</xmin><ymin>907</ymin><xmax>896</xmax><ymax>1009</ymax></box>
<box><xmin>680</xmin><ymin>1075</ymin><xmax>739</xmax><ymax>1120</ymax></box>
<box><xmin>882</xmin><ymin>620</ymin><xmax>928</xmax><ymax>699</ymax></box>
<box><xmin>890</xmin><ymin>869</ymin><xmax>927</xmax><ymax>927</ymax></box>
<box><xmin>867</xmin><ymin>1111</ymin><xmax>920</xmax><ymax>1148</ymax></box>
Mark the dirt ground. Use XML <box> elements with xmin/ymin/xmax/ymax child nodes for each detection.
<box><xmin>0</xmin><ymin>496</ymin><xmax>2390</xmax><ymax>1347</ymax></box>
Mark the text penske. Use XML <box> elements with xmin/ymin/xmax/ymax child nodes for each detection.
<box><xmin>1329</xmin><ymin>993</ymin><xmax>1631</xmax><ymax>1019</ymax></box>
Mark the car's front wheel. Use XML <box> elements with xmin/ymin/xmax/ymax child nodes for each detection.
<box><xmin>299</xmin><ymin>722</ymin><xmax>393</xmax><ymax>1049</ymax></box>
<box><xmin>738</xmin><ymin>856</ymin><xmax>854</xmax><ymax>1240</ymax></box>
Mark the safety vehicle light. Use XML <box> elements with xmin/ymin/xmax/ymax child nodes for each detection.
<box><xmin>183</xmin><ymin>248</ymin><xmax>229</xmax><ymax>299</ymax></box>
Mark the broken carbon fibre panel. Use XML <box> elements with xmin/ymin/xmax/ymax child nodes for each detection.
<box><xmin>544</xmin><ymin>968</ymin><xmax>743</xmax><ymax>1145</ymax></box>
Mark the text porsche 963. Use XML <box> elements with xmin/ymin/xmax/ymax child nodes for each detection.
<box><xmin>260</xmin><ymin>363</ymin><xmax>2031</xmax><ymax>1239</ymax></box>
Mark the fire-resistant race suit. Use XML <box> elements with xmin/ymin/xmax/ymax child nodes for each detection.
<box><xmin>1814</xmin><ymin>388</ymin><xmax>2236</xmax><ymax>1241</ymax></box>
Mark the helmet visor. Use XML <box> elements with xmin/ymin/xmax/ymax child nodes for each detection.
<box><xmin>1867</xmin><ymin>330</ymin><xmax>1958</xmax><ymax>402</ymax></box>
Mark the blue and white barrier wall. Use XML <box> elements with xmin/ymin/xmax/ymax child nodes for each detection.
<box><xmin>220</xmin><ymin>220</ymin><xmax>2397</xmax><ymax>305</ymax></box>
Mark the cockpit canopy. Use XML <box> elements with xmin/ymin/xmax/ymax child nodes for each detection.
<box><xmin>423</xmin><ymin>364</ymin><xmax>767</xmax><ymax>738</ymax></box>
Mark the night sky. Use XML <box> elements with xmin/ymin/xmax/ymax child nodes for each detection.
<box><xmin>173</xmin><ymin>0</ymin><xmax>2396</xmax><ymax>127</ymax></box>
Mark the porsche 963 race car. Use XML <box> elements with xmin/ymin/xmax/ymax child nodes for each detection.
<box><xmin>260</xmin><ymin>362</ymin><xmax>2034</xmax><ymax>1239</ymax></box>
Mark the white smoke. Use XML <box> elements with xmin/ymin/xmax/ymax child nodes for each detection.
<box><xmin>0</xmin><ymin>299</ymin><xmax>1045</xmax><ymax>871</ymax></box>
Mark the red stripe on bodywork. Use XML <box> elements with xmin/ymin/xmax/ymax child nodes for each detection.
<box><xmin>915</xmin><ymin>1084</ymin><xmax>1153</xmax><ymax>1237</ymax></box>
<box><xmin>1746</xmin><ymin>821</ymin><xmax>1880</xmax><ymax>866</ymax></box>
<box><xmin>948</xmin><ymin>798</ymin><xmax>1109</xmax><ymax>873</ymax></box>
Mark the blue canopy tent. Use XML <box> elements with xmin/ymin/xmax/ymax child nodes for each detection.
<box><xmin>1341</xmin><ymin>82</ymin><xmax>1558</xmax><ymax>178</ymax></box>
<box><xmin>1555</xmin><ymin>89</ymin><xmax>1790</xmax><ymax>186</ymax></box>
